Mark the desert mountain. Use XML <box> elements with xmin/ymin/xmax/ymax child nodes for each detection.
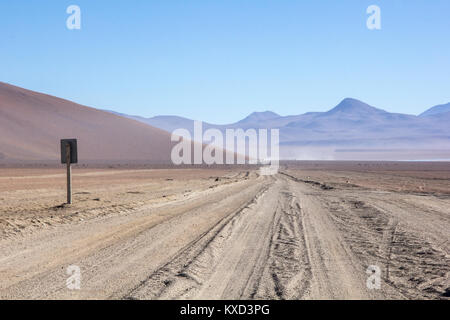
<box><xmin>326</xmin><ymin>98</ymin><xmax>387</xmax><ymax>116</ymax></box>
<box><xmin>0</xmin><ymin>82</ymin><xmax>174</xmax><ymax>163</ymax></box>
<box><xmin>105</xmin><ymin>110</ymin><xmax>216</xmax><ymax>135</ymax></box>
<box><xmin>420</xmin><ymin>102</ymin><xmax>450</xmax><ymax>117</ymax></box>
<box><xmin>235</xmin><ymin>111</ymin><xmax>281</xmax><ymax>126</ymax></box>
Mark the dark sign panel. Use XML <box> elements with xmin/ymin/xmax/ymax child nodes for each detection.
<box><xmin>60</xmin><ymin>139</ymin><xmax>78</xmax><ymax>164</ymax></box>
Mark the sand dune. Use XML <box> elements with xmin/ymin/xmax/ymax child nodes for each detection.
<box><xmin>0</xmin><ymin>82</ymin><xmax>174</xmax><ymax>163</ymax></box>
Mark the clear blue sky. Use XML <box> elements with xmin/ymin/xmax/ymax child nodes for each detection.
<box><xmin>1</xmin><ymin>0</ymin><xmax>450</xmax><ymax>123</ymax></box>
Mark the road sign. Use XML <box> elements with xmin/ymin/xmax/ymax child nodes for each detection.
<box><xmin>61</xmin><ymin>139</ymin><xmax>77</xmax><ymax>204</ymax></box>
<box><xmin>61</xmin><ymin>139</ymin><xmax>78</xmax><ymax>164</ymax></box>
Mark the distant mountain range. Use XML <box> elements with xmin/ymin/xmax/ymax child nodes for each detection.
<box><xmin>1</xmin><ymin>81</ymin><xmax>448</xmax><ymax>162</ymax></box>
<box><xmin>106</xmin><ymin>98</ymin><xmax>450</xmax><ymax>160</ymax></box>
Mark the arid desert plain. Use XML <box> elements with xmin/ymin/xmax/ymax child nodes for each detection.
<box><xmin>0</xmin><ymin>161</ymin><xmax>449</xmax><ymax>300</ymax></box>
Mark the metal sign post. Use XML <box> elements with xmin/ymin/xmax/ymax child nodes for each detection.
<box><xmin>66</xmin><ymin>144</ymin><xmax>72</xmax><ymax>204</ymax></box>
<box><xmin>61</xmin><ymin>139</ymin><xmax>78</xmax><ymax>204</ymax></box>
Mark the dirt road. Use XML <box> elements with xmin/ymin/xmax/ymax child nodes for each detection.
<box><xmin>0</xmin><ymin>168</ymin><xmax>448</xmax><ymax>299</ymax></box>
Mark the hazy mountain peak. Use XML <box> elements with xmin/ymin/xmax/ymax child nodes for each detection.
<box><xmin>327</xmin><ymin>98</ymin><xmax>387</xmax><ymax>115</ymax></box>
<box><xmin>420</xmin><ymin>102</ymin><xmax>450</xmax><ymax>117</ymax></box>
<box><xmin>239</xmin><ymin>111</ymin><xmax>280</xmax><ymax>123</ymax></box>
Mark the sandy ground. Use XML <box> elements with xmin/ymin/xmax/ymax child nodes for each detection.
<box><xmin>0</xmin><ymin>163</ymin><xmax>448</xmax><ymax>300</ymax></box>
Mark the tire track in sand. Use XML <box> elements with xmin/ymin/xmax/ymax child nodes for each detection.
<box><xmin>281</xmin><ymin>174</ymin><xmax>384</xmax><ymax>299</ymax></box>
<box><xmin>0</xmin><ymin>175</ymin><xmax>266</xmax><ymax>299</ymax></box>
<box><xmin>125</xmin><ymin>177</ymin><xmax>280</xmax><ymax>299</ymax></box>
<box><xmin>127</xmin><ymin>175</ymin><xmax>319</xmax><ymax>300</ymax></box>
